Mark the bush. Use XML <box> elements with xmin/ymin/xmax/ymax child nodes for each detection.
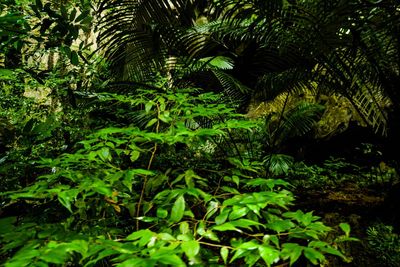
<box><xmin>367</xmin><ymin>223</ymin><xmax>400</xmax><ymax>266</ymax></box>
<box><xmin>0</xmin><ymin>89</ymin><xmax>355</xmax><ymax>266</ymax></box>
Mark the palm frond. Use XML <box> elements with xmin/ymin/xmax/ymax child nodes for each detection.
<box><xmin>352</xmin><ymin>86</ymin><xmax>391</xmax><ymax>136</ymax></box>
<box><xmin>279</xmin><ymin>101</ymin><xmax>325</xmax><ymax>140</ymax></box>
<box><xmin>264</xmin><ymin>153</ymin><xmax>294</xmax><ymax>176</ymax></box>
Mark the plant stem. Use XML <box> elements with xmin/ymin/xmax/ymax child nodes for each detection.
<box><xmin>136</xmin><ymin>104</ymin><xmax>160</xmax><ymax>230</ymax></box>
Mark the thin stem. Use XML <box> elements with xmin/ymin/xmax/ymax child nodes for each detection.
<box><xmin>197</xmin><ymin>241</ymin><xmax>234</xmax><ymax>250</ymax></box>
<box><xmin>136</xmin><ymin>104</ymin><xmax>160</xmax><ymax>230</ymax></box>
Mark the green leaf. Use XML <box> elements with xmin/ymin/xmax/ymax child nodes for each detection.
<box><xmin>156</xmin><ymin>208</ymin><xmax>168</xmax><ymax>219</ymax></box>
<box><xmin>229</xmin><ymin>207</ymin><xmax>248</xmax><ymax>220</ymax></box>
<box><xmin>181</xmin><ymin>240</ymin><xmax>200</xmax><ymax>258</ymax></box>
<box><xmin>126</xmin><ymin>229</ymin><xmax>154</xmax><ymax>247</ymax></box>
<box><xmin>145</xmin><ymin>102</ymin><xmax>153</xmax><ymax>113</ymax></box>
<box><xmin>339</xmin><ymin>223</ymin><xmax>351</xmax><ymax>237</ymax></box>
<box><xmin>70</xmin><ymin>8</ymin><xmax>77</xmax><ymax>21</ymax></box>
<box><xmin>156</xmin><ymin>255</ymin><xmax>185</xmax><ymax>266</ymax></box>
<box><xmin>230</xmin><ymin>248</ymin><xmax>247</xmax><ymax>263</ymax></box>
<box><xmin>213</xmin><ymin>222</ymin><xmax>240</xmax><ymax>232</ymax></box>
<box><xmin>318</xmin><ymin>245</ymin><xmax>346</xmax><ymax>259</ymax></box>
<box><xmin>237</xmin><ymin>240</ymin><xmax>259</xmax><ymax>250</ymax></box>
<box><xmin>40</xmin><ymin>245</ymin><xmax>69</xmax><ymax>264</ymax></box>
<box><xmin>230</xmin><ymin>219</ymin><xmax>263</xmax><ymax>230</ymax></box>
<box><xmin>70</xmin><ymin>51</ymin><xmax>79</xmax><ymax>65</ymax></box>
<box><xmin>179</xmin><ymin>221</ymin><xmax>189</xmax><ymax>234</ymax></box>
<box><xmin>303</xmin><ymin>247</ymin><xmax>325</xmax><ymax>265</ymax></box>
<box><xmin>220</xmin><ymin>247</ymin><xmax>229</xmax><ymax>264</ymax></box>
<box><xmin>117</xmin><ymin>258</ymin><xmax>148</xmax><ymax>267</ymax></box>
<box><xmin>58</xmin><ymin>189</ymin><xmax>80</xmax><ymax>212</ymax></box>
<box><xmin>263</xmin><ymin>234</ymin><xmax>280</xmax><ymax>248</ymax></box>
<box><xmin>158</xmin><ymin>233</ymin><xmax>176</xmax><ymax>241</ymax></box>
<box><xmin>130</xmin><ymin>151</ymin><xmax>140</xmax><ymax>162</ymax></box>
<box><xmin>0</xmin><ymin>68</ymin><xmax>14</xmax><ymax>79</ymax></box>
<box><xmin>215</xmin><ymin>208</ymin><xmax>230</xmax><ymax>225</ymax></box>
<box><xmin>98</xmin><ymin>147</ymin><xmax>111</xmax><ymax>161</ymax></box>
<box><xmin>266</xmin><ymin>220</ymin><xmax>295</xmax><ymax>233</ymax></box>
<box><xmin>170</xmin><ymin>195</ymin><xmax>185</xmax><ymax>223</ymax></box>
<box><xmin>258</xmin><ymin>245</ymin><xmax>280</xmax><ymax>266</ymax></box>
<box><xmin>75</xmin><ymin>10</ymin><xmax>90</xmax><ymax>23</ymax></box>
<box><xmin>146</xmin><ymin>118</ymin><xmax>158</xmax><ymax>128</ymax></box>
<box><xmin>282</xmin><ymin>243</ymin><xmax>303</xmax><ymax>266</ymax></box>
<box><xmin>92</xmin><ymin>180</ymin><xmax>112</xmax><ymax>196</ymax></box>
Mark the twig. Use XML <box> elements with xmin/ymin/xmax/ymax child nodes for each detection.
<box><xmin>136</xmin><ymin>104</ymin><xmax>160</xmax><ymax>230</ymax></box>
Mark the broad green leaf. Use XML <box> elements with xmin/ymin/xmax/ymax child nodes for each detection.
<box><xmin>179</xmin><ymin>221</ymin><xmax>189</xmax><ymax>234</ymax></box>
<box><xmin>170</xmin><ymin>195</ymin><xmax>185</xmax><ymax>223</ymax></box>
<box><xmin>220</xmin><ymin>247</ymin><xmax>229</xmax><ymax>264</ymax></box>
<box><xmin>145</xmin><ymin>102</ymin><xmax>153</xmax><ymax>113</ymax></box>
<box><xmin>6</xmin><ymin>246</ymin><xmax>40</xmax><ymax>267</ymax></box>
<box><xmin>266</xmin><ymin>220</ymin><xmax>295</xmax><ymax>233</ymax></box>
<box><xmin>70</xmin><ymin>8</ymin><xmax>77</xmax><ymax>21</ymax></box>
<box><xmin>156</xmin><ymin>208</ymin><xmax>168</xmax><ymax>219</ymax></box>
<box><xmin>92</xmin><ymin>180</ymin><xmax>112</xmax><ymax>196</ymax></box>
<box><xmin>58</xmin><ymin>189</ymin><xmax>79</xmax><ymax>212</ymax></box>
<box><xmin>263</xmin><ymin>235</ymin><xmax>280</xmax><ymax>248</ymax></box>
<box><xmin>70</xmin><ymin>51</ymin><xmax>79</xmax><ymax>65</ymax></box>
<box><xmin>117</xmin><ymin>258</ymin><xmax>150</xmax><ymax>267</ymax></box>
<box><xmin>213</xmin><ymin>222</ymin><xmax>240</xmax><ymax>232</ymax></box>
<box><xmin>229</xmin><ymin>207</ymin><xmax>248</xmax><ymax>220</ymax></box>
<box><xmin>281</xmin><ymin>243</ymin><xmax>303</xmax><ymax>266</ymax></box>
<box><xmin>126</xmin><ymin>229</ymin><xmax>154</xmax><ymax>247</ymax></box>
<box><xmin>258</xmin><ymin>245</ymin><xmax>280</xmax><ymax>266</ymax></box>
<box><xmin>156</xmin><ymin>255</ymin><xmax>185</xmax><ymax>266</ymax></box>
<box><xmin>303</xmin><ymin>247</ymin><xmax>325</xmax><ymax>265</ymax></box>
<box><xmin>146</xmin><ymin>118</ymin><xmax>158</xmax><ymax>128</ymax></box>
<box><xmin>230</xmin><ymin>248</ymin><xmax>248</xmax><ymax>263</ymax></box>
<box><xmin>181</xmin><ymin>240</ymin><xmax>200</xmax><ymax>258</ymax></box>
<box><xmin>230</xmin><ymin>219</ymin><xmax>263</xmax><ymax>230</ymax></box>
<box><xmin>0</xmin><ymin>68</ymin><xmax>14</xmax><ymax>79</ymax></box>
<box><xmin>215</xmin><ymin>208</ymin><xmax>230</xmax><ymax>225</ymax></box>
<box><xmin>318</xmin><ymin>245</ymin><xmax>346</xmax><ymax>259</ymax></box>
<box><xmin>205</xmin><ymin>201</ymin><xmax>219</xmax><ymax>220</ymax></box>
<box><xmin>75</xmin><ymin>10</ymin><xmax>90</xmax><ymax>22</ymax></box>
<box><xmin>158</xmin><ymin>233</ymin><xmax>176</xmax><ymax>241</ymax></box>
<box><xmin>232</xmin><ymin>175</ymin><xmax>240</xmax><ymax>187</ymax></box>
<box><xmin>237</xmin><ymin>240</ymin><xmax>259</xmax><ymax>250</ymax></box>
<box><xmin>98</xmin><ymin>147</ymin><xmax>111</xmax><ymax>161</ymax></box>
<box><xmin>130</xmin><ymin>151</ymin><xmax>140</xmax><ymax>162</ymax></box>
<box><xmin>40</xmin><ymin>245</ymin><xmax>69</xmax><ymax>264</ymax></box>
<box><xmin>339</xmin><ymin>223</ymin><xmax>351</xmax><ymax>237</ymax></box>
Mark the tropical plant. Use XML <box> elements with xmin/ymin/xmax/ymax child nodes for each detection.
<box><xmin>96</xmin><ymin>0</ymin><xmax>400</xmax><ymax>138</ymax></box>
<box><xmin>0</xmin><ymin>87</ymin><xmax>355</xmax><ymax>266</ymax></box>
<box><xmin>367</xmin><ymin>223</ymin><xmax>400</xmax><ymax>267</ymax></box>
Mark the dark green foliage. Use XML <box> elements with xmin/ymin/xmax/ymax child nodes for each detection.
<box><xmin>367</xmin><ymin>223</ymin><xmax>400</xmax><ymax>266</ymax></box>
<box><xmin>0</xmin><ymin>88</ymin><xmax>354</xmax><ymax>266</ymax></box>
<box><xmin>97</xmin><ymin>0</ymin><xmax>400</xmax><ymax>136</ymax></box>
<box><xmin>5</xmin><ymin>0</ymin><xmax>398</xmax><ymax>266</ymax></box>
<box><xmin>288</xmin><ymin>158</ymin><xmax>398</xmax><ymax>190</ymax></box>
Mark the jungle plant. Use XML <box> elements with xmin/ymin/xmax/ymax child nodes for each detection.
<box><xmin>96</xmin><ymin>0</ymin><xmax>400</xmax><ymax>139</ymax></box>
<box><xmin>367</xmin><ymin>223</ymin><xmax>400</xmax><ymax>267</ymax></box>
<box><xmin>0</xmin><ymin>88</ymin><xmax>355</xmax><ymax>266</ymax></box>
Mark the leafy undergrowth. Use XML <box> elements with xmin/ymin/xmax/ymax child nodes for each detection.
<box><xmin>0</xmin><ymin>90</ymin><xmax>356</xmax><ymax>266</ymax></box>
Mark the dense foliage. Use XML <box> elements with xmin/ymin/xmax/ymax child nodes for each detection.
<box><xmin>1</xmin><ymin>0</ymin><xmax>400</xmax><ymax>266</ymax></box>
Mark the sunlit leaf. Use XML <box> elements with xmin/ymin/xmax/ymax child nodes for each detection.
<box><xmin>170</xmin><ymin>195</ymin><xmax>185</xmax><ymax>223</ymax></box>
<box><xmin>181</xmin><ymin>240</ymin><xmax>200</xmax><ymax>258</ymax></box>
